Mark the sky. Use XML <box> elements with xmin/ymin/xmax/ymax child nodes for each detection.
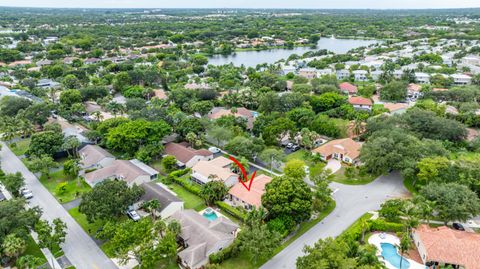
<box><xmin>0</xmin><ymin>0</ymin><xmax>479</xmax><ymax>9</ymax></box>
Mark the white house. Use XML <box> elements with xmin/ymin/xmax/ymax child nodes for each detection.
<box><xmin>353</xmin><ymin>70</ymin><xmax>369</xmax><ymax>82</ymax></box>
<box><xmin>393</xmin><ymin>70</ymin><xmax>404</xmax><ymax>79</ymax></box>
<box><xmin>450</xmin><ymin>74</ymin><xmax>472</xmax><ymax>85</ymax></box>
<box><xmin>415</xmin><ymin>72</ymin><xmax>430</xmax><ymax>84</ymax></box>
<box><xmin>370</xmin><ymin>70</ymin><xmax>383</xmax><ymax>81</ymax></box>
<box><xmin>336</xmin><ymin>69</ymin><xmax>350</xmax><ymax>80</ymax></box>
<box><xmin>281</xmin><ymin>65</ymin><xmax>296</xmax><ymax>75</ymax></box>
<box><xmin>316</xmin><ymin>68</ymin><xmax>334</xmax><ymax>77</ymax></box>
<box><xmin>298</xmin><ymin>68</ymin><xmax>317</xmax><ymax>79</ymax></box>
<box><xmin>461</xmin><ymin>55</ymin><xmax>480</xmax><ymax>66</ymax></box>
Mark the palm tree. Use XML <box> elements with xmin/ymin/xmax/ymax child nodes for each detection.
<box><xmin>19</xmin><ymin>120</ymin><xmax>34</xmax><ymax>138</ymax></box>
<box><xmin>143</xmin><ymin>199</ymin><xmax>161</xmax><ymax>220</ymax></box>
<box><xmin>399</xmin><ymin>233</ymin><xmax>411</xmax><ymax>269</ymax></box>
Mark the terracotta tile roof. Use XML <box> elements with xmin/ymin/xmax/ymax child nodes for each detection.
<box><xmin>153</xmin><ymin>89</ymin><xmax>167</xmax><ymax>100</ymax></box>
<box><xmin>228</xmin><ymin>174</ymin><xmax>272</xmax><ymax>208</ymax></box>
<box><xmin>415</xmin><ymin>224</ymin><xmax>480</xmax><ymax>269</ymax></box>
<box><xmin>382</xmin><ymin>102</ymin><xmax>409</xmax><ymax>113</ymax></box>
<box><xmin>432</xmin><ymin>88</ymin><xmax>448</xmax><ymax>92</ymax></box>
<box><xmin>408</xmin><ymin>83</ymin><xmax>422</xmax><ymax>92</ymax></box>
<box><xmin>312</xmin><ymin>138</ymin><xmax>362</xmax><ymax>160</ymax></box>
<box><xmin>348</xmin><ymin>96</ymin><xmax>372</xmax><ymax>106</ymax></box>
<box><xmin>164</xmin><ymin>143</ymin><xmax>212</xmax><ymax>164</ymax></box>
<box><xmin>207</xmin><ymin>107</ymin><xmax>256</xmax><ymax>129</ymax></box>
<box><xmin>339</xmin><ymin>82</ymin><xmax>358</xmax><ymax>94</ymax></box>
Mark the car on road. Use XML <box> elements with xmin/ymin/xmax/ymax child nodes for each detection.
<box><xmin>452</xmin><ymin>222</ymin><xmax>465</xmax><ymax>231</ymax></box>
<box><xmin>20</xmin><ymin>187</ymin><xmax>33</xmax><ymax>199</ymax></box>
<box><xmin>286</xmin><ymin>143</ymin><xmax>294</xmax><ymax>149</ymax></box>
<box><xmin>208</xmin><ymin>147</ymin><xmax>221</xmax><ymax>154</ymax></box>
<box><xmin>127</xmin><ymin>210</ymin><xmax>141</xmax><ymax>221</ymax></box>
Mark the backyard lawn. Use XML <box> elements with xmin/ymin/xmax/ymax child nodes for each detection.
<box><xmin>168</xmin><ymin>183</ymin><xmax>206</xmax><ymax>211</ymax></box>
<box><xmin>332</xmin><ymin>166</ymin><xmax>377</xmax><ymax>185</ymax></box>
<box><xmin>9</xmin><ymin>138</ymin><xmax>30</xmax><ymax>156</ymax></box>
<box><xmin>40</xmin><ymin>170</ymin><xmax>91</xmax><ymax>204</ymax></box>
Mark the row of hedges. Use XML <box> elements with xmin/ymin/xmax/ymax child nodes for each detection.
<box><xmin>368</xmin><ymin>219</ymin><xmax>404</xmax><ymax>233</ymax></box>
<box><xmin>167</xmin><ymin>169</ymin><xmax>202</xmax><ymax>195</ymax></box>
<box><xmin>215</xmin><ymin>201</ymin><xmax>247</xmax><ymax>221</ymax></box>
<box><xmin>339</xmin><ymin>214</ymin><xmax>405</xmax><ymax>243</ymax></box>
<box><xmin>209</xmin><ymin>237</ymin><xmax>241</xmax><ymax>264</ymax></box>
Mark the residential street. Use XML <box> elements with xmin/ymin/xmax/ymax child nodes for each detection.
<box><xmin>261</xmin><ymin>172</ymin><xmax>409</xmax><ymax>269</ymax></box>
<box><xmin>0</xmin><ymin>142</ymin><xmax>117</xmax><ymax>269</ymax></box>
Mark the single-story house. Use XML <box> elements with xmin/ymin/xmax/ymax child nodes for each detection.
<box><xmin>228</xmin><ymin>174</ymin><xmax>272</xmax><ymax>210</ymax></box>
<box><xmin>348</xmin><ymin>96</ymin><xmax>373</xmax><ymax>111</ymax></box>
<box><xmin>132</xmin><ymin>182</ymin><xmax>184</xmax><ymax>219</ymax></box>
<box><xmin>336</xmin><ymin>69</ymin><xmax>350</xmax><ymax>80</ymax></box>
<box><xmin>171</xmin><ymin>209</ymin><xmax>239</xmax><ymax>269</ymax></box>
<box><xmin>312</xmin><ymin>138</ymin><xmax>362</xmax><ymax>164</ymax></box>
<box><xmin>353</xmin><ymin>70</ymin><xmax>368</xmax><ymax>82</ymax></box>
<box><xmin>339</xmin><ymin>82</ymin><xmax>358</xmax><ymax>95</ymax></box>
<box><xmin>412</xmin><ymin>224</ymin><xmax>480</xmax><ymax>269</ymax></box>
<box><xmin>164</xmin><ymin>142</ymin><xmax>213</xmax><ymax>168</ymax></box>
<box><xmin>298</xmin><ymin>68</ymin><xmax>317</xmax><ymax>79</ymax></box>
<box><xmin>191</xmin><ymin>157</ymin><xmax>238</xmax><ymax>187</ymax></box>
<box><xmin>84</xmin><ymin>159</ymin><xmax>158</xmax><ymax>187</ymax></box>
<box><xmin>408</xmin><ymin>83</ymin><xmax>423</xmax><ymax>99</ymax></box>
<box><xmin>382</xmin><ymin>102</ymin><xmax>409</xmax><ymax>115</ymax></box>
<box><xmin>207</xmin><ymin>107</ymin><xmax>257</xmax><ymax>130</ymax></box>
<box><xmin>78</xmin><ymin>144</ymin><xmax>115</xmax><ymax>170</ymax></box>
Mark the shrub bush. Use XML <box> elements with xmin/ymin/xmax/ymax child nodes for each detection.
<box><xmin>368</xmin><ymin>219</ymin><xmax>404</xmax><ymax>233</ymax></box>
<box><xmin>172</xmin><ymin>175</ymin><xmax>201</xmax><ymax>195</ymax></box>
<box><xmin>215</xmin><ymin>201</ymin><xmax>246</xmax><ymax>221</ymax></box>
<box><xmin>209</xmin><ymin>238</ymin><xmax>241</xmax><ymax>264</ymax></box>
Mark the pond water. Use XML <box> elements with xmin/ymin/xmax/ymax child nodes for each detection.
<box><xmin>208</xmin><ymin>38</ymin><xmax>381</xmax><ymax>67</ymax></box>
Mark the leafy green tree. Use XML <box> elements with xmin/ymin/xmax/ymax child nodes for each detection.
<box><xmin>28</xmin><ymin>155</ymin><xmax>57</xmax><ymax>179</ymax></box>
<box><xmin>2</xmin><ymin>234</ymin><xmax>26</xmax><ymax>261</ymax></box>
<box><xmin>200</xmin><ymin>181</ymin><xmax>228</xmax><ymax>206</ymax></box>
<box><xmin>311</xmin><ymin>172</ymin><xmax>333</xmax><ymax>212</ymax></box>
<box><xmin>420</xmin><ymin>183</ymin><xmax>480</xmax><ymax>224</ymax></box>
<box><xmin>225</xmin><ymin>136</ymin><xmax>265</xmax><ymax>159</ymax></box>
<box><xmin>27</xmin><ymin>131</ymin><xmax>64</xmax><ymax>157</ymax></box>
<box><xmin>239</xmin><ymin>222</ymin><xmax>281</xmax><ymax>265</ymax></box>
<box><xmin>62</xmin><ymin>74</ymin><xmax>81</xmax><ymax>89</ymax></box>
<box><xmin>16</xmin><ymin>255</ymin><xmax>43</xmax><ymax>269</ymax></box>
<box><xmin>284</xmin><ymin>159</ymin><xmax>306</xmax><ymax>180</ymax></box>
<box><xmin>310</xmin><ymin>92</ymin><xmax>346</xmax><ymax>113</ymax></box>
<box><xmin>35</xmin><ymin>218</ymin><xmax>67</xmax><ymax>253</ymax></box>
<box><xmin>0</xmin><ymin>172</ymin><xmax>25</xmax><ymax>197</ymax></box>
<box><xmin>259</xmin><ymin>148</ymin><xmax>285</xmax><ymax>171</ymax></box>
<box><xmin>287</xmin><ymin>108</ymin><xmax>316</xmax><ymax>129</ymax></box>
<box><xmin>161</xmin><ymin>156</ymin><xmax>177</xmax><ymax>173</ymax></box>
<box><xmin>296</xmin><ymin>237</ymin><xmax>357</xmax><ymax>269</ymax></box>
<box><xmin>113</xmin><ymin>72</ymin><xmax>132</xmax><ymax>92</ymax></box>
<box><xmin>98</xmin><ymin>218</ymin><xmax>178</xmax><ymax>268</ymax></box>
<box><xmin>59</xmin><ymin>89</ymin><xmax>82</xmax><ymax>107</ymax></box>
<box><xmin>379</xmin><ymin>199</ymin><xmax>406</xmax><ymax>222</ymax></box>
<box><xmin>62</xmin><ymin>135</ymin><xmax>81</xmax><ymax>157</ymax></box>
<box><xmin>142</xmin><ymin>199</ymin><xmax>161</xmax><ymax>220</ymax></box>
<box><xmin>0</xmin><ymin>96</ymin><xmax>32</xmax><ymax>117</ymax></box>
<box><xmin>63</xmin><ymin>158</ymin><xmax>80</xmax><ymax>179</ymax></box>
<box><xmin>79</xmin><ymin>180</ymin><xmax>144</xmax><ymax>222</ymax></box>
<box><xmin>262</xmin><ymin>175</ymin><xmax>312</xmax><ymax>222</ymax></box>
<box><xmin>207</xmin><ymin>126</ymin><xmax>233</xmax><ymax>147</ymax></box>
<box><xmin>0</xmin><ymin>199</ymin><xmax>41</xmax><ymax>244</ymax></box>
<box><xmin>263</xmin><ymin>117</ymin><xmax>296</xmax><ymax>145</ymax></box>
<box><xmin>380</xmin><ymin>81</ymin><xmax>407</xmax><ymax>102</ymax></box>
<box><xmin>176</xmin><ymin>117</ymin><xmax>204</xmax><ymax>138</ymax></box>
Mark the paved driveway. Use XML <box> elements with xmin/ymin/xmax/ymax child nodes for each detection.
<box><xmin>325</xmin><ymin>159</ymin><xmax>342</xmax><ymax>174</ymax></box>
<box><xmin>261</xmin><ymin>172</ymin><xmax>409</xmax><ymax>269</ymax></box>
<box><xmin>0</xmin><ymin>142</ymin><xmax>117</xmax><ymax>269</ymax></box>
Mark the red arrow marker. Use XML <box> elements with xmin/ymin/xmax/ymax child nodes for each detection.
<box><xmin>229</xmin><ymin>156</ymin><xmax>256</xmax><ymax>191</ymax></box>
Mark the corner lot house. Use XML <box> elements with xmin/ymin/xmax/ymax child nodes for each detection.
<box><xmin>312</xmin><ymin>138</ymin><xmax>362</xmax><ymax>164</ymax></box>
<box><xmin>84</xmin><ymin>159</ymin><xmax>158</xmax><ymax>187</ymax></box>
<box><xmin>164</xmin><ymin>142</ymin><xmax>213</xmax><ymax>168</ymax></box>
<box><xmin>228</xmin><ymin>174</ymin><xmax>272</xmax><ymax>210</ymax></box>
<box><xmin>133</xmin><ymin>182</ymin><xmax>184</xmax><ymax>219</ymax></box>
<box><xmin>191</xmin><ymin>157</ymin><xmax>238</xmax><ymax>187</ymax></box>
<box><xmin>172</xmin><ymin>210</ymin><xmax>239</xmax><ymax>269</ymax></box>
<box><xmin>412</xmin><ymin>225</ymin><xmax>480</xmax><ymax>269</ymax></box>
<box><xmin>348</xmin><ymin>96</ymin><xmax>373</xmax><ymax>111</ymax></box>
<box><xmin>79</xmin><ymin>145</ymin><xmax>115</xmax><ymax>170</ymax></box>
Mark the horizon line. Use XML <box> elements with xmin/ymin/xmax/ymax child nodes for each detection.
<box><xmin>0</xmin><ymin>6</ymin><xmax>479</xmax><ymax>10</ymax></box>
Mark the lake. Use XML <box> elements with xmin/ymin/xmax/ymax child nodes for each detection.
<box><xmin>208</xmin><ymin>38</ymin><xmax>381</xmax><ymax>67</ymax></box>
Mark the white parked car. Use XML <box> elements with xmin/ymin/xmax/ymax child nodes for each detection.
<box><xmin>127</xmin><ymin>210</ymin><xmax>141</xmax><ymax>221</ymax></box>
<box><xmin>20</xmin><ymin>187</ymin><xmax>33</xmax><ymax>199</ymax></box>
<box><xmin>208</xmin><ymin>147</ymin><xmax>221</xmax><ymax>154</ymax></box>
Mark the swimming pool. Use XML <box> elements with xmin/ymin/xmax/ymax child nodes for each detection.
<box><xmin>381</xmin><ymin>243</ymin><xmax>410</xmax><ymax>269</ymax></box>
<box><xmin>202</xmin><ymin>208</ymin><xmax>219</xmax><ymax>221</ymax></box>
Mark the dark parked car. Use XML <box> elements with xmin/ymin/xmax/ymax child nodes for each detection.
<box><xmin>291</xmin><ymin>145</ymin><xmax>301</xmax><ymax>151</ymax></box>
<box><xmin>452</xmin><ymin>223</ymin><xmax>465</xmax><ymax>231</ymax></box>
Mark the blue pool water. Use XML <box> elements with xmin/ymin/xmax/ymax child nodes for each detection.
<box><xmin>202</xmin><ymin>209</ymin><xmax>219</xmax><ymax>221</ymax></box>
<box><xmin>381</xmin><ymin>243</ymin><xmax>410</xmax><ymax>269</ymax></box>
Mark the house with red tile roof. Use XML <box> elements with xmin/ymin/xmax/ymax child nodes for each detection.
<box><xmin>348</xmin><ymin>96</ymin><xmax>373</xmax><ymax>111</ymax></box>
<box><xmin>312</xmin><ymin>138</ymin><xmax>362</xmax><ymax>164</ymax></box>
<box><xmin>164</xmin><ymin>142</ymin><xmax>213</xmax><ymax>168</ymax></box>
<box><xmin>412</xmin><ymin>224</ymin><xmax>480</xmax><ymax>269</ymax></box>
<box><xmin>339</xmin><ymin>82</ymin><xmax>358</xmax><ymax>95</ymax></box>
<box><xmin>207</xmin><ymin>107</ymin><xmax>257</xmax><ymax>130</ymax></box>
<box><xmin>228</xmin><ymin>174</ymin><xmax>272</xmax><ymax>210</ymax></box>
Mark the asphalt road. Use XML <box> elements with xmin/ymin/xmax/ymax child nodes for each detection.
<box><xmin>0</xmin><ymin>142</ymin><xmax>117</xmax><ymax>269</ymax></box>
<box><xmin>261</xmin><ymin>172</ymin><xmax>409</xmax><ymax>269</ymax></box>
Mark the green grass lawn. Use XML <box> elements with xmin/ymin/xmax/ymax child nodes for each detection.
<box><xmin>403</xmin><ymin>177</ymin><xmax>418</xmax><ymax>194</ymax></box>
<box><xmin>24</xmin><ymin>235</ymin><xmax>48</xmax><ymax>265</ymax></box>
<box><xmin>68</xmin><ymin>207</ymin><xmax>105</xmax><ymax>236</ymax></box>
<box><xmin>283</xmin><ymin>149</ymin><xmax>311</xmax><ymax>164</ymax></box>
<box><xmin>218</xmin><ymin>201</ymin><xmax>337</xmax><ymax>269</ymax></box>
<box><xmin>9</xmin><ymin>138</ymin><xmax>31</xmax><ymax>156</ymax></box>
<box><xmin>331</xmin><ymin>166</ymin><xmax>377</xmax><ymax>185</ymax></box>
<box><xmin>168</xmin><ymin>183</ymin><xmax>206</xmax><ymax>211</ymax></box>
<box><xmin>40</xmin><ymin>170</ymin><xmax>91</xmax><ymax>204</ymax></box>
<box><xmin>150</xmin><ymin>159</ymin><xmax>163</xmax><ymax>173</ymax></box>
